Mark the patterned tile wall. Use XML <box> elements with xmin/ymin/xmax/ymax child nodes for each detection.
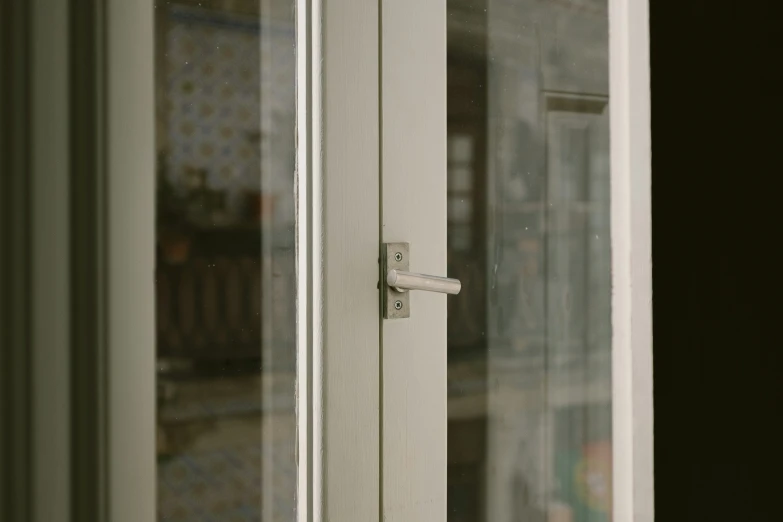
<box><xmin>164</xmin><ymin>5</ymin><xmax>295</xmax><ymax>221</ymax></box>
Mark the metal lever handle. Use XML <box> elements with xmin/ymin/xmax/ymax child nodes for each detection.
<box><xmin>386</xmin><ymin>269</ymin><xmax>461</xmax><ymax>295</ymax></box>
<box><xmin>383</xmin><ymin>242</ymin><xmax>459</xmax><ymax>319</ymax></box>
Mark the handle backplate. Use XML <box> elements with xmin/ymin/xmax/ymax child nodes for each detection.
<box><xmin>382</xmin><ymin>242</ymin><xmax>410</xmax><ymax>319</ymax></box>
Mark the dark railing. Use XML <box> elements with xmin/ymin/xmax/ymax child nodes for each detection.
<box><xmin>156</xmin><ymin>226</ymin><xmax>262</xmax><ymax>360</ymax></box>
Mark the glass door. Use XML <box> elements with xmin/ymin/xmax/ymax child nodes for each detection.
<box><xmin>379</xmin><ymin>2</ymin><xmax>652</xmax><ymax>522</ymax></box>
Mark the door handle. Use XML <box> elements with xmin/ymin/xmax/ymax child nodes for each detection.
<box><xmin>382</xmin><ymin>242</ymin><xmax>461</xmax><ymax>319</ymax></box>
<box><xmin>386</xmin><ymin>269</ymin><xmax>461</xmax><ymax>295</ymax></box>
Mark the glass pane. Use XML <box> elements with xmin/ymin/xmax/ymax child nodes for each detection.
<box><xmin>446</xmin><ymin>1</ymin><xmax>611</xmax><ymax>522</ymax></box>
<box><xmin>154</xmin><ymin>1</ymin><xmax>295</xmax><ymax>520</ymax></box>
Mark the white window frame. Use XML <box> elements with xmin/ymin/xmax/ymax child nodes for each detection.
<box><xmin>609</xmin><ymin>0</ymin><xmax>654</xmax><ymax>520</ymax></box>
<box><xmin>105</xmin><ymin>2</ymin><xmax>157</xmax><ymax>521</ymax></box>
<box><xmin>379</xmin><ymin>3</ymin><xmax>448</xmax><ymax>522</ymax></box>
<box><xmin>296</xmin><ymin>1</ymin><xmax>381</xmax><ymax>522</ymax></box>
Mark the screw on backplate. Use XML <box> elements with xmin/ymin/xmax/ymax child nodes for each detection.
<box><xmin>394</xmin><ymin>300</ymin><xmax>403</xmax><ymax>310</ymax></box>
<box><xmin>394</xmin><ymin>252</ymin><xmax>403</xmax><ymax>262</ymax></box>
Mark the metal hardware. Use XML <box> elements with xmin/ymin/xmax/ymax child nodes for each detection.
<box><xmin>382</xmin><ymin>242</ymin><xmax>462</xmax><ymax>319</ymax></box>
<box><xmin>386</xmin><ymin>269</ymin><xmax>461</xmax><ymax>295</ymax></box>
<box><xmin>382</xmin><ymin>243</ymin><xmax>409</xmax><ymax>319</ymax></box>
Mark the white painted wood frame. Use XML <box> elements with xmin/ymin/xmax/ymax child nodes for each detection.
<box><xmin>610</xmin><ymin>0</ymin><xmax>654</xmax><ymax>521</ymax></box>
<box><xmin>296</xmin><ymin>1</ymin><xmax>381</xmax><ymax>522</ymax></box>
<box><xmin>380</xmin><ymin>3</ymin><xmax>448</xmax><ymax>522</ymax></box>
<box><xmin>7</xmin><ymin>2</ymin><xmax>156</xmax><ymax>520</ymax></box>
<box><xmin>106</xmin><ymin>1</ymin><xmax>156</xmax><ymax>521</ymax></box>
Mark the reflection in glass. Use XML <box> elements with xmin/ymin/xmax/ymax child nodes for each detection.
<box><xmin>446</xmin><ymin>1</ymin><xmax>611</xmax><ymax>521</ymax></box>
<box><xmin>154</xmin><ymin>1</ymin><xmax>295</xmax><ymax>520</ymax></box>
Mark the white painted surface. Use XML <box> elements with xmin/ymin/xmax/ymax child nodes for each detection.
<box><xmin>381</xmin><ymin>2</ymin><xmax>447</xmax><ymax>522</ymax></box>
<box><xmin>297</xmin><ymin>1</ymin><xmax>380</xmax><ymax>521</ymax></box>
<box><xmin>106</xmin><ymin>2</ymin><xmax>156</xmax><ymax>521</ymax></box>
<box><xmin>31</xmin><ymin>1</ymin><xmax>70</xmax><ymax>520</ymax></box>
<box><xmin>295</xmin><ymin>2</ymin><xmax>313</xmax><ymax>520</ymax></box>
<box><xmin>610</xmin><ymin>0</ymin><xmax>654</xmax><ymax>521</ymax></box>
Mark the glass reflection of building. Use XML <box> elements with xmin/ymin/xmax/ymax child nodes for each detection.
<box><xmin>446</xmin><ymin>1</ymin><xmax>612</xmax><ymax>521</ymax></box>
